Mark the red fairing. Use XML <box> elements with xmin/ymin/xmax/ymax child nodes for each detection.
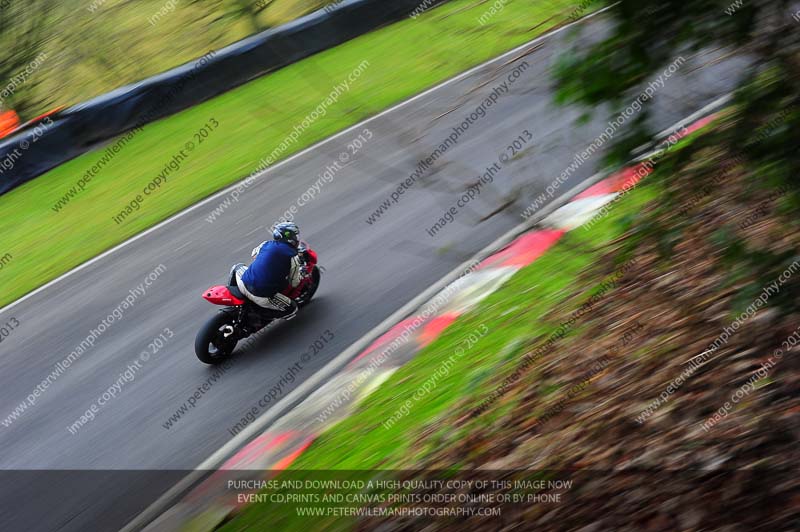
<box><xmin>305</xmin><ymin>248</ymin><xmax>318</xmax><ymax>268</ymax></box>
<box><xmin>281</xmin><ymin>247</ymin><xmax>318</xmax><ymax>298</ymax></box>
<box><xmin>202</xmin><ymin>285</ymin><xmax>245</xmax><ymax>306</ymax></box>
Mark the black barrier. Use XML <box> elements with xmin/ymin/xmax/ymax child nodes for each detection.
<box><xmin>0</xmin><ymin>0</ymin><xmax>448</xmax><ymax>195</ymax></box>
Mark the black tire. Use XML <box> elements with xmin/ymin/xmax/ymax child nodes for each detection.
<box><xmin>297</xmin><ymin>266</ymin><xmax>321</xmax><ymax>307</ymax></box>
<box><xmin>195</xmin><ymin>313</ymin><xmax>238</xmax><ymax>365</ymax></box>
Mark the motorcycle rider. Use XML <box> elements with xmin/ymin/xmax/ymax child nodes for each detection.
<box><xmin>234</xmin><ymin>222</ymin><xmax>305</xmax><ymax>320</ymax></box>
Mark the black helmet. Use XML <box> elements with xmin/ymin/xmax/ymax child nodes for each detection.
<box><xmin>273</xmin><ymin>222</ymin><xmax>300</xmax><ymax>248</ymax></box>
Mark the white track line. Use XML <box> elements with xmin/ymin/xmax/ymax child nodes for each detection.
<box><xmin>0</xmin><ymin>4</ymin><xmax>617</xmax><ymax>317</ymax></box>
<box><xmin>654</xmin><ymin>93</ymin><xmax>732</xmax><ymax>140</ymax></box>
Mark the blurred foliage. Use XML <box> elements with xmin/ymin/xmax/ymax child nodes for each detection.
<box><xmin>186</xmin><ymin>0</ymin><xmax>279</xmax><ymax>33</ymax></box>
<box><xmin>0</xmin><ymin>0</ymin><xmax>330</xmax><ymax>119</ymax></box>
<box><xmin>556</xmin><ymin>0</ymin><xmax>800</xmax><ymax>313</ymax></box>
<box><xmin>0</xmin><ymin>0</ymin><xmax>52</xmax><ymax>117</ymax></box>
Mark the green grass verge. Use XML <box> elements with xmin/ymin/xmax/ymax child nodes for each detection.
<box><xmin>220</xmin><ymin>170</ymin><xmax>659</xmax><ymax>531</ymax></box>
<box><xmin>0</xmin><ymin>0</ymin><xmax>585</xmax><ymax>309</ymax></box>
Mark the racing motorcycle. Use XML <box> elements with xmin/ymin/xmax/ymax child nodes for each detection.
<box><xmin>194</xmin><ymin>244</ymin><xmax>320</xmax><ymax>364</ymax></box>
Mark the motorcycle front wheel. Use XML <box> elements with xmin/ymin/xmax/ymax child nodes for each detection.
<box><xmin>195</xmin><ymin>312</ymin><xmax>239</xmax><ymax>365</ymax></box>
<box><xmin>296</xmin><ymin>266</ymin><xmax>321</xmax><ymax>307</ymax></box>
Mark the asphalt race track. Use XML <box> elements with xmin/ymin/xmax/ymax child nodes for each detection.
<box><xmin>0</xmin><ymin>13</ymin><xmax>750</xmax><ymax>531</ymax></box>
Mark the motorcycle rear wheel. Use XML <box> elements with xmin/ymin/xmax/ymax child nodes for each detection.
<box><xmin>195</xmin><ymin>313</ymin><xmax>238</xmax><ymax>364</ymax></box>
